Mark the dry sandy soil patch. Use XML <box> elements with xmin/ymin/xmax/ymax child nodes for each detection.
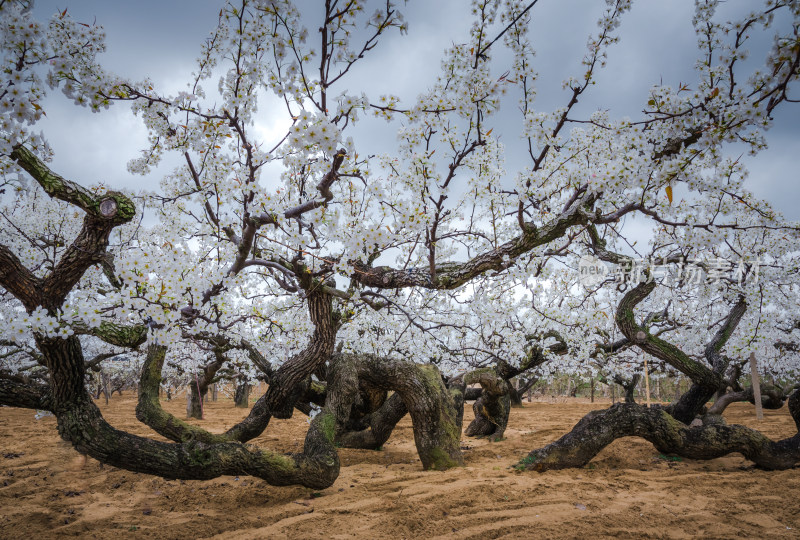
<box><xmin>1</xmin><ymin>395</ymin><xmax>798</xmax><ymax>539</ymax></box>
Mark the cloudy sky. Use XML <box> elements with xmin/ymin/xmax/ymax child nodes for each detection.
<box><xmin>29</xmin><ymin>0</ymin><xmax>800</xmax><ymax>223</ymax></box>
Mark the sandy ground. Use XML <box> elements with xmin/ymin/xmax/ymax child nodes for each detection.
<box><xmin>1</xmin><ymin>394</ymin><xmax>798</xmax><ymax>539</ymax></box>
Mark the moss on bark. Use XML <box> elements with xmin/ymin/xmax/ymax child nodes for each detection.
<box><xmin>519</xmin><ymin>398</ymin><xmax>800</xmax><ymax>472</ymax></box>
<box><xmin>327</xmin><ymin>353</ymin><xmax>464</xmax><ymax>470</ymax></box>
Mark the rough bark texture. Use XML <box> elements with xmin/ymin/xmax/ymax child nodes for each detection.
<box><xmin>464</xmin><ymin>369</ymin><xmax>511</xmax><ymax>442</ymax></box>
<box><xmin>218</xmin><ymin>288</ymin><xmax>339</xmax><ymax>441</ymax></box>
<box><xmin>707</xmin><ymin>385</ymin><xmax>789</xmax><ymax>415</ymax></box>
<box><xmin>667</xmin><ymin>383</ymin><xmax>715</xmax><ymax>424</ymax></box>
<box><xmin>39</xmin><ymin>335</ymin><xmax>339</xmax><ymax>488</ymax></box>
<box><xmin>335</xmin><ymin>392</ymin><xmax>408</xmax><ymax>449</ymax></box>
<box><xmin>519</xmin><ymin>393</ymin><xmax>800</xmax><ymax>472</ymax></box>
<box><xmin>509</xmin><ymin>383</ymin><xmax>524</xmax><ymax>408</ymax></box>
<box><xmin>327</xmin><ymin>353</ymin><xmax>464</xmax><ymax>470</ymax></box>
<box><xmin>74</xmin><ymin>321</ymin><xmax>148</xmax><ymax>350</ymax></box>
<box><xmin>464</xmin><ymin>386</ymin><xmax>483</xmax><ymax>401</ymax></box>
<box><xmin>0</xmin><ymin>377</ymin><xmax>52</xmax><ymax>410</ymax></box>
<box><xmin>262</xmin><ymin>288</ymin><xmax>337</xmax><ymax>418</ymax></box>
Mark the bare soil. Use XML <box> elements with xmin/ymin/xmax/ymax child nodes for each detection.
<box><xmin>1</xmin><ymin>394</ymin><xmax>798</xmax><ymax>539</ymax></box>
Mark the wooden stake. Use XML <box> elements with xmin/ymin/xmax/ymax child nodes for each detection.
<box><xmin>749</xmin><ymin>352</ymin><xmax>763</xmax><ymax>421</ymax></box>
<box><xmin>644</xmin><ymin>356</ymin><xmax>651</xmax><ymax>408</ymax></box>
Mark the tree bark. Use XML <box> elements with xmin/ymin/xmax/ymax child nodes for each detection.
<box><xmin>262</xmin><ymin>288</ymin><xmax>337</xmax><ymax>418</ymax></box>
<box><xmin>0</xmin><ymin>377</ymin><xmax>52</xmax><ymax>410</ymax></box>
<box><xmin>464</xmin><ymin>368</ymin><xmax>511</xmax><ymax>442</ymax></box>
<box><xmin>518</xmin><ymin>392</ymin><xmax>800</xmax><ymax>472</ymax></box>
<box><xmin>0</xmin><ymin>150</ymin><xmax>340</xmax><ymax>487</ymax></box>
<box><xmin>335</xmin><ymin>392</ymin><xmax>408</xmax><ymax>449</ymax></box>
<box><xmin>38</xmin><ymin>336</ymin><xmax>339</xmax><ymax>488</ymax></box>
<box><xmin>510</xmin><ymin>379</ymin><xmax>523</xmax><ymax>407</ymax></box>
<box><xmin>707</xmin><ymin>385</ymin><xmax>789</xmax><ymax>416</ymax></box>
<box><xmin>136</xmin><ymin>345</ymin><xmax>235</xmax><ymax>445</ymax></box>
<box><xmin>464</xmin><ymin>386</ymin><xmax>483</xmax><ymax>401</ymax></box>
<box><xmin>327</xmin><ymin>353</ymin><xmax>464</xmax><ymax>470</ymax></box>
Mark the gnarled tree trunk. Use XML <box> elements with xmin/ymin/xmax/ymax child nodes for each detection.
<box><xmin>335</xmin><ymin>391</ymin><xmax>408</xmax><ymax>449</ymax></box>
<box><xmin>37</xmin><ymin>335</ymin><xmax>340</xmax><ymax>488</ymax></box>
<box><xmin>464</xmin><ymin>368</ymin><xmax>511</xmax><ymax>442</ymax></box>
<box><xmin>261</xmin><ymin>288</ymin><xmax>337</xmax><ymax>419</ymax></box>
<box><xmin>0</xmin><ymin>148</ymin><xmax>340</xmax><ymax>488</ymax></box>
<box><xmin>518</xmin><ymin>392</ymin><xmax>800</xmax><ymax>472</ymax></box>
<box><xmin>327</xmin><ymin>353</ymin><xmax>464</xmax><ymax>470</ymax></box>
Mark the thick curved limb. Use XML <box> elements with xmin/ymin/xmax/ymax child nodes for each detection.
<box><xmin>327</xmin><ymin>353</ymin><xmax>464</xmax><ymax>470</ymax></box>
<box><xmin>207</xmin><ymin>289</ymin><xmax>337</xmax><ymax>441</ymax></box>
<box><xmin>40</xmin><ymin>335</ymin><xmax>339</xmax><ymax>488</ymax></box>
<box><xmin>464</xmin><ymin>369</ymin><xmax>511</xmax><ymax>442</ymax></box>
<box><xmin>335</xmin><ymin>392</ymin><xmax>408</xmax><ymax>449</ymax></box>
<box><xmin>0</xmin><ymin>377</ymin><xmax>52</xmax><ymax>410</ymax></box>
<box><xmin>137</xmin><ymin>345</ymin><xmax>338</xmax><ymax>446</ymax></box>
<box><xmin>262</xmin><ymin>289</ymin><xmax>337</xmax><ymax>418</ymax></box>
<box><xmin>707</xmin><ymin>384</ymin><xmax>790</xmax><ymax>415</ymax></box>
<box><xmin>136</xmin><ymin>345</ymin><xmax>238</xmax><ymax>444</ymax></box>
<box><xmin>0</xmin><ymin>150</ymin><xmax>340</xmax><ymax>488</ymax></box>
<box><xmin>518</xmin><ymin>392</ymin><xmax>800</xmax><ymax>472</ymax></box>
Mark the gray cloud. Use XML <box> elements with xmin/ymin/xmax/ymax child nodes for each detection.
<box><xmin>27</xmin><ymin>0</ymin><xmax>800</xmax><ymax>222</ymax></box>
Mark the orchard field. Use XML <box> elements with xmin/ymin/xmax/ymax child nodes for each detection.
<box><xmin>2</xmin><ymin>395</ymin><xmax>798</xmax><ymax>539</ymax></box>
<box><xmin>2</xmin><ymin>1</ymin><xmax>800</xmax><ymax>538</ymax></box>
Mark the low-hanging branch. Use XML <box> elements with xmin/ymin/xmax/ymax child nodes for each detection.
<box><xmin>518</xmin><ymin>391</ymin><xmax>800</xmax><ymax>472</ymax></box>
